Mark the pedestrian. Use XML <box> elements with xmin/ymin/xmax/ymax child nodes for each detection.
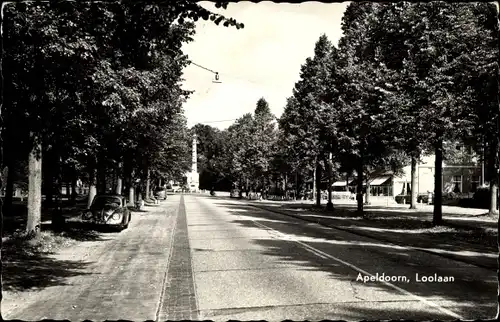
<box><xmin>427</xmin><ymin>190</ymin><xmax>432</xmax><ymax>205</ymax></box>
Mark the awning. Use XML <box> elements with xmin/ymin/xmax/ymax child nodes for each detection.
<box><xmin>332</xmin><ymin>180</ymin><xmax>354</xmax><ymax>186</ymax></box>
<box><xmin>369</xmin><ymin>176</ymin><xmax>391</xmax><ymax>186</ymax></box>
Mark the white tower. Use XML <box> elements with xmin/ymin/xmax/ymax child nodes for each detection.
<box><xmin>185</xmin><ymin>134</ymin><xmax>200</xmax><ymax>192</ymax></box>
<box><xmin>192</xmin><ymin>134</ymin><xmax>198</xmax><ymax>173</ymax></box>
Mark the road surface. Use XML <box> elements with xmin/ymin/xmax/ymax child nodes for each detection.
<box><xmin>3</xmin><ymin>194</ymin><xmax>496</xmax><ymax>320</ymax></box>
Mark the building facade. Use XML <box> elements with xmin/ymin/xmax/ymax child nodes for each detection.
<box><xmin>331</xmin><ymin>154</ymin><xmax>483</xmax><ymax>199</ymax></box>
<box><xmin>392</xmin><ymin>155</ymin><xmax>482</xmax><ymax>197</ymax></box>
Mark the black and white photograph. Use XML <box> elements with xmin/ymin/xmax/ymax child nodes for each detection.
<box><xmin>0</xmin><ymin>1</ymin><xmax>499</xmax><ymax>320</ymax></box>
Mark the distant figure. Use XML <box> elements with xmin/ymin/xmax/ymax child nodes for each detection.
<box><xmin>427</xmin><ymin>191</ymin><xmax>432</xmax><ymax>205</ymax></box>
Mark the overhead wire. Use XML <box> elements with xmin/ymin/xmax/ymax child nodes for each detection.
<box><xmin>189</xmin><ymin>61</ymin><xmax>218</xmax><ymax>74</ymax></box>
<box><xmin>196</xmin><ymin>118</ymin><xmax>239</xmax><ymax>124</ymax></box>
<box><xmin>188</xmin><ymin>61</ymin><xmax>279</xmax><ymax>126</ymax></box>
<box><xmin>188</xmin><ymin>60</ymin><xmax>264</xmax><ymax>86</ymax></box>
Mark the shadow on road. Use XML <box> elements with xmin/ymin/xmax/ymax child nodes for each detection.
<box><xmin>211</xmin><ymin>197</ymin><xmax>497</xmax><ymax>269</ymax></box>
<box><xmin>205</xmin><ymin>199</ymin><xmax>497</xmax><ymax>319</ymax></box>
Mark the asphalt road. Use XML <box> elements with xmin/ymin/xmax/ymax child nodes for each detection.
<box><xmin>188</xmin><ymin>196</ymin><xmax>496</xmax><ymax>321</ymax></box>
<box><xmin>3</xmin><ymin>194</ymin><xmax>497</xmax><ymax>320</ymax></box>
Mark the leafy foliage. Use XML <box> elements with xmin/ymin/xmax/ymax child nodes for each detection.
<box><xmin>0</xmin><ymin>1</ymin><xmax>244</xmax><ymax>236</ymax></box>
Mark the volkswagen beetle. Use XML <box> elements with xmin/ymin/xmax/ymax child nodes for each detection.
<box><xmin>82</xmin><ymin>195</ymin><xmax>131</xmax><ymax>231</ymax></box>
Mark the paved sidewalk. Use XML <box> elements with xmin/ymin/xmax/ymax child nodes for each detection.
<box><xmin>242</xmin><ymin>199</ymin><xmax>498</xmax><ymax>270</ymax></box>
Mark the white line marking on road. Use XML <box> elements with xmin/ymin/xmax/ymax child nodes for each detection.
<box><xmin>251</xmin><ymin>220</ymin><xmax>464</xmax><ymax>320</ymax></box>
<box><xmin>302</xmin><ymin>246</ymin><xmax>328</xmax><ymax>259</ymax></box>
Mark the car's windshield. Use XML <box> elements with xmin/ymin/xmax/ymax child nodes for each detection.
<box><xmin>91</xmin><ymin>196</ymin><xmax>121</xmax><ymax>209</ymax></box>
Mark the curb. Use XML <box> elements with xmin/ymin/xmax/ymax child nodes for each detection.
<box><xmin>246</xmin><ymin>202</ymin><xmax>498</xmax><ymax>272</ymax></box>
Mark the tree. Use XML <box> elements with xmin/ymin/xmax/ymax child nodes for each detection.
<box><xmin>226</xmin><ymin>113</ymin><xmax>255</xmax><ymax>193</ymax></box>
<box><xmin>383</xmin><ymin>2</ymin><xmax>498</xmax><ymax>223</ymax></box>
<box><xmin>279</xmin><ymin>35</ymin><xmax>341</xmax><ymax>207</ymax></box>
<box><xmin>249</xmin><ymin>98</ymin><xmax>277</xmax><ymax>194</ymax></box>
<box><xmin>337</xmin><ymin>2</ymin><xmax>404</xmax><ymax>214</ymax></box>
<box><xmin>0</xmin><ymin>0</ymin><xmax>244</xmax><ymax>238</ymax></box>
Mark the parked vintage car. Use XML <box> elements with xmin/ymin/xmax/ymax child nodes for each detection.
<box><xmin>82</xmin><ymin>195</ymin><xmax>131</xmax><ymax>231</ymax></box>
<box><xmin>230</xmin><ymin>189</ymin><xmax>241</xmax><ymax>198</ymax></box>
<box><xmin>154</xmin><ymin>188</ymin><xmax>168</xmax><ymax>200</ymax></box>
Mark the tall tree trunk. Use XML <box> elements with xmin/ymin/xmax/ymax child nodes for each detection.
<box><xmin>71</xmin><ymin>167</ymin><xmax>77</xmax><ymax>203</ymax></box>
<box><xmin>65</xmin><ymin>182</ymin><xmax>71</xmax><ymax>200</ymax></box>
<box><xmin>4</xmin><ymin>158</ymin><xmax>15</xmax><ymax>216</ymax></box>
<box><xmin>327</xmin><ymin>153</ymin><xmax>333</xmax><ymax>210</ymax></box>
<box><xmin>410</xmin><ymin>155</ymin><xmax>418</xmax><ymax>209</ymax></box>
<box><xmin>52</xmin><ymin>160</ymin><xmax>65</xmax><ymax>233</ymax></box>
<box><xmin>283</xmin><ymin>173</ymin><xmax>288</xmax><ymax>199</ymax></box>
<box><xmin>315</xmin><ymin>161</ymin><xmax>321</xmax><ymax>207</ymax></box>
<box><xmin>488</xmin><ymin>139</ymin><xmax>499</xmax><ymax>215</ymax></box>
<box><xmin>116</xmin><ymin>162</ymin><xmax>123</xmax><ymax>195</ymax></box>
<box><xmin>97</xmin><ymin>163</ymin><xmax>107</xmax><ymax>194</ymax></box>
<box><xmin>128</xmin><ymin>186</ymin><xmax>135</xmax><ymax>205</ymax></box>
<box><xmin>490</xmin><ymin>182</ymin><xmax>498</xmax><ymax>215</ymax></box>
<box><xmin>87</xmin><ymin>167</ymin><xmax>97</xmax><ymax>209</ymax></box>
<box><xmin>96</xmin><ymin>153</ymin><xmax>106</xmax><ymax>194</ymax></box>
<box><xmin>44</xmin><ymin>153</ymin><xmax>54</xmax><ymax>206</ymax></box>
<box><xmin>145</xmin><ymin>168</ymin><xmax>151</xmax><ymax>200</ymax></box>
<box><xmin>312</xmin><ymin>166</ymin><xmax>316</xmax><ymax>202</ymax></box>
<box><xmin>295</xmin><ymin>171</ymin><xmax>298</xmax><ymax>200</ymax></box>
<box><xmin>356</xmin><ymin>158</ymin><xmax>364</xmax><ymax>214</ymax></box>
<box><xmin>26</xmin><ymin>140</ymin><xmax>43</xmax><ymax>238</ymax></box>
<box><xmin>365</xmin><ymin>179</ymin><xmax>371</xmax><ymax>205</ymax></box>
<box><xmin>128</xmin><ymin>175</ymin><xmax>135</xmax><ymax>206</ymax></box>
<box><xmin>433</xmin><ymin>140</ymin><xmax>444</xmax><ymax>225</ymax></box>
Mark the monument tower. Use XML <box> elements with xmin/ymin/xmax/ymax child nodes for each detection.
<box><xmin>186</xmin><ymin>134</ymin><xmax>200</xmax><ymax>192</ymax></box>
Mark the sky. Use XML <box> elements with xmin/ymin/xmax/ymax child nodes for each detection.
<box><xmin>181</xmin><ymin>1</ymin><xmax>350</xmax><ymax>130</ymax></box>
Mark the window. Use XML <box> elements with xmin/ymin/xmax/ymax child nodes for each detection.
<box><xmin>451</xmin><ymin>175</ymin><xmax>462</xmax><ymax>193</ymax></box>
